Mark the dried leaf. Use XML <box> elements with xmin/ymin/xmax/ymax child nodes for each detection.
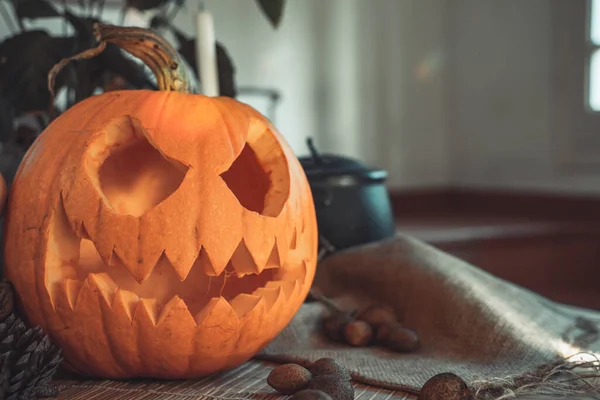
<box><xmin>9</xmin><ymin>0</ymin><xmax>60</xmax><ymax>20</ymax></box>
<box><xmin>255</xmin><ymin>0</ymin><xmax>285</xmax><ymax>28</ymax></box>
<box><xmin>0</xmin><ymin>31</ymin><xmax>75</xmax><ymax>114</ymax></box>
<box><xmin>172</xmin><ymin>30</ymin><xmax>237</xmax><ymax>98</ymax></box>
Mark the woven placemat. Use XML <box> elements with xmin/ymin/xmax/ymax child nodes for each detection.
<box><xmin>52</xmin><ymin>233</ymin><xmax>600</xmax><ymax>399</ymax></box>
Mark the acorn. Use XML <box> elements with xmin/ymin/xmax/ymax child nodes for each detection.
<box><xmin>308</xmin><ymin>375</ymin><xmax>354</xmax><ymax>400</ymax></box>
<box><xmin>356</xmin><ymin>304</ymin><xmax>397</xmax><ymax>328</ymax></box>
<box><xmin>343</xmin><ymin>320</ymin><xmax>373</xmax><ymax>346</ymax></box>
<box><xmin>377</xmin><ymin>322</ymin><xmax>420</xmax><ymax>352</ymax></box>
<box><xmin>267</xmin><ymin>363</ymin><xmax>312</xmax><ymax>395</ymax></box>
<box><xmin>291</xmin><ymin>389</ymin><xmax>334</xmax><ymax>400</ymax></box>
<box><xmin>322</xmin><ymin>312</ymin><xmax>353</xmax><ymax>342</ymax></box>
<box><xmin>309</xmin><ymin>358</ymin><xmax>351</xmax><ymax>381</ymax></box>
<box><xmin>419</xmin><ymin>373</ymin><xmax>472</xmax><ymax>400</ymax></box>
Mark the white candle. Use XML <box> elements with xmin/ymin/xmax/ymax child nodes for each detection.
<box><xmin>196</xmin><ymin>3</ymin><xmax>219</xmax><ymax>96</ymax></box>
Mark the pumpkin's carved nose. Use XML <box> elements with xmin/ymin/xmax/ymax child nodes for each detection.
<box><xmin>97</xmin><ymin>118</ymin><xmax>188</xmax><ymax>217</ymax></box>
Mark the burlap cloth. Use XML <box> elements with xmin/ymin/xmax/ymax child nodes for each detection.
<box><xmin>54</xmin><ymin>233</ymin><xmax>600</xmax><ymax>399</ymax></box>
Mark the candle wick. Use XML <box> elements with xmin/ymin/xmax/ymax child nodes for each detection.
<box><xmin>199</xmin><ymin>1</ymin><xmax>205</xmax><ymax>11</ymax></box>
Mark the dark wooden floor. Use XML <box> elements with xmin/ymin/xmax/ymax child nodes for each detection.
<box><xmin>391</xmin><ymin>190</ymin><xmax>600</xmax><ymax>311</ymax></box>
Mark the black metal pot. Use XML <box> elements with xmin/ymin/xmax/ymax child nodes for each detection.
<box><xmin>298</xmin><ymin>138</ymin><xmax>396</xmax><ymax>251</ymax></box>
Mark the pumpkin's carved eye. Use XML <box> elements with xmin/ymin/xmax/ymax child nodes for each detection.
<box><xmin>221</xmin><ymin>144</ymin><xmax>270</xmax><ymax>214</ymax></box>
<box><xmin>221</xmin><ymin>128</ymin><xmax>290</xmax><ymax>218</ymax></box>
<box><xmin>90</xmin><ymin>116</ymin><xmax>188</xmax><ymax>217</ymax></box>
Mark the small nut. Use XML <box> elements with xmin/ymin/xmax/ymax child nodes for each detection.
<box><xmin>356</xmin><ymin>304</ymin><xmax>397</xmax><ymax>328</ymax></box>
<box><xmin>309</xmin><ymin>358</ymin><xmax>351</xmax><ymax>381</ymax></box>
<box><xmin>420</xmin><ymin>373</ymin><xmax>472</xmax><ymax>400</ymax></box>
<box><xmin>377</xmin><ymin>322</ymin><xmax>420</xmax><ymax>352</ymax></box>
<box><xmin>375</xmin><ymin>321</ymin><xmax>402</xmax><ymax>343</ymax></box>
<box><xmin>343</xmin><ymin>320</ymin><xmax>373</xmax><ymax>346</ymax></box>
<box><xmin>267</xmin><ymin>363</ymin><xmax>312</xmax><ymax>395</ymax></box>
<box><xmin>291</xmin><ymin>389</ymin><xmax>333</xmax><ymax>400</ymax></box>
<box><xmin>308</xmin><ymin>375</ymin><xmax>354</xmax><ymax>400</ymax></box>
<box><xmin>322</xmin><ymin>313</ymin><xmax>353</xmax><ymax>342</ymax></box>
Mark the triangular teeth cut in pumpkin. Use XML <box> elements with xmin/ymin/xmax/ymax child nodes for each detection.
<box><xmin>196</xmin><ymin>248</ymin><xmax>220</xmax><ymax>277</ymax></box>
<box><xmin>289</xmin><ymin>228</ymin><xmax>297</xmax><ymax>249</ymax></box>
<box><xmin>93</xmin><ymin>240</ymin><xmax>116</xmax><ymax>268</ymax></box>
<box><xmin>78</xmin><ymin>221</ymin><xmax>92</xmax><ymax>240</ymax></box>
<box><xmin>229</xmin><ymin>294</ymin><xmax>265</xmax><ymax>319</ymax></box>
<box><xmin>111</xmin><ymin>248</ymin><xmax>156</xmax><ymax>284</ymax></box>
<box><xmin>194</xmin><ymin>297</ymin><xmax>239</xmax><ymax>326</ymax></box>
<box><xmin>203</xmin><ymin>247</ymin><xmax>231</xmax><ymax>277</ymax></box>
<box><xmin>199</xmin><ymin>222</ymin><xmax>241</xmax><ymax>278</ymax></box>
<box><xmin>230</xmin><ymin>240</ymin><xmax>261</xmax><ymax>276</ymax></box>
<box><xmin>278</xmin><ymin>259</ymin><xmax>308</xmax><ymax>283</ymax></box>
<box><xmin>133</xmin><ymin>248</ymin><xmax>165</xmax><ymax>283</ymax></box>
<box><xmin>64</xmin><ymin>278</ymin><xmax>83</xmax><ymax>310</ymax></box>
<box><xmin>133</xmin><ymin>298</ymin><xmax>160</xmax><ymax>326</ymax></box>
<box><xmin>290</xmin><ymin>279</ymin><xmax>302</xmax><ymax>301</ymax></box>
<box><xmin>165</xmin><ymin>250</ymin><xmax>196</xmax><ymax>282</ymax></box>
<box><xmin>87</xmin><ymin>273</ymin><xmax>118</xmax><ymax>306</ymax></box>
<box><xmin>264</xmin><ymin>239</ymin><xmax>281</xmax><ymax>270</ymax></box>
<box><xmin>253</xmin><ymin>286</ymin><xmax>284</xmax><ymax>312</ymax></box>
<box><xmin>157</xmin><ymin>295</ymin><xmax>196</xmax><ymax>326</ymax></box>
<box><xmin>265</xmin><ymin>280</ymin><xmax>297</xmax><ymax>300</ymax></box>
<box><xmin>112</xmin><ymin>289</ymin><xmax>140</xmax><ymax>321</ymax></box>
<box><xmin>275</xmin><ymin>235</ymin><xmax>288</xmax><ymax>268</ymax></box>
<box><xmin>242</xmin><ymin>230</ymin><xmax>277</xmax><ymax>271</ymax></box>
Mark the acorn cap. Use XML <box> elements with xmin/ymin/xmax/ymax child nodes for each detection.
<box><xmin>291</xmin><ymin>389</ymin><xmax>334</xmax><ymax>400</ymax></box>
<box><xmin>309</xmin><ymin>358</ymin><xmax>351</xmax><ymax>381</ymax></box>
<box><xmin>308</xmin><ymin>375</ymin><xmax>354</xmax><ymax>400</ymax></box>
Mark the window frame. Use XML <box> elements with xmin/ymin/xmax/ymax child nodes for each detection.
<box><xmin>551</xmin><ymin>0</ymin><xmax>600</xmax><ymax>167</ymax></box>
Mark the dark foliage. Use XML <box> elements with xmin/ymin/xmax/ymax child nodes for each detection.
<box><xmin>0</xmin><ymin>31</ymin><xmax>75</xmax><ymax>114</ymax></box>
<box><xmin>255</xmin><ymin>0</ymin><xmax>285</xmax><ymax>28</ymax></box>
<box><xmin>63</xmin><ymin>11</ymin><xmax>156</xmax><ymax>102</ymax></box>
<box><xmin>126</xmin><ymin>0</ymin><xmax>169</xmax><ymax>11</ymax></box>
<box><xmin>9</xmin><ymin>0</ymin><xmax>60</xmax><ymax>23</ymax></box>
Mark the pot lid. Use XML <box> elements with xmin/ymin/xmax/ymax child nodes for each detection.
<box><xmin>298</xmin><ymin>138</ymin><xmax>388</xmax><ymax>183</ymax></box>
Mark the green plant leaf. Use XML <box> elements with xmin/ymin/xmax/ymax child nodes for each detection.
<box><xmin>255</xmin><ymin>0</ymin><xmax>285</xmax><ymax>28</ymax></box>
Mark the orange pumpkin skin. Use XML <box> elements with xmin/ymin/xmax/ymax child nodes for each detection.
<box><xmin>3</xmin><ymin>89</ymin><xmax>318</xmax><ymax>379</ymax></box>
<box><xmin>0</xmin><ymin>172</ymin><xmax>6</xmax><ymax>215</ymax></box>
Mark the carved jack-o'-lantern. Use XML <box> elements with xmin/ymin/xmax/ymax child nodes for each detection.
<box><xmin>0</xmin><ymin>172</ymin><xmax>6</xmax><ymax>215</ymax></box>
<box><xmin>3</xmin><ymin>25</ymin><xmax>318</xmax><ymax>379</ymax></box>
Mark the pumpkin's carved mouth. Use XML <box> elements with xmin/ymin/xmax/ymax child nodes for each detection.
<box><xmin>45</xmin><ymin>199</ymin><xmax>306</xmax><ymax>326</ymax></box>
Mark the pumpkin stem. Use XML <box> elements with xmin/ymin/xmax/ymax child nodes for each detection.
<box><xmin>48</xmin><ymin>23</ymin><xmax>190</xmax><ymax>118</ymax></box>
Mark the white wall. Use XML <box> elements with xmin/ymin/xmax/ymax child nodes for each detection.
<box><xmin>447</xmin><ymin>0</ymin><xmax>600</xmax><ymax>194</ymax></box>
<box><xmin>3</xmin><ymin>1</ymin><xmax>600</xmax><ymax>193</ymax></box>
<box><xmin>172</xmin><ymin>0</ymin><xmax>450</xmax><ymax>188</ymax></box>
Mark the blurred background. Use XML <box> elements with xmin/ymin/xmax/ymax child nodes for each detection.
<box><xmin>1</xmin><ymin>0</ymin><xmax>600</xmax><ymax>310</ymax></box>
